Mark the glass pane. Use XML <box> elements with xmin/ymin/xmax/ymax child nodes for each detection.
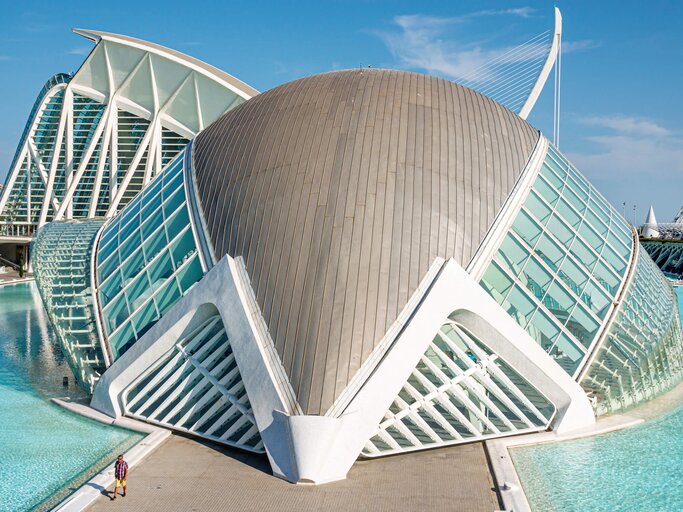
<box><xmin>578</xmin><ymin>221</ymin><xmax>604</xmax><ymax>254</ymax></box>
<box><xmin>119</xmin><ymin>228</ymin><xmax>142</xmax><ymax>264</ymax></box>
<box><xmin>141</xmin><ymin>206</ymin><xmax>163</xmax><ymax>239</ymax></box>
<box><xmin>528</xmin><ymin>309</ymin><xmax>560</xmax><ymax>351</ymax></box>
<box><xmin>562</xmin><ymin>184</ymin><xmax>587</xmax><ymax>215</ymax></box>
<box><xmin>541</xmin><ymin>159</ymin><xmax>565</xmax><ymax>188</ymax></box>
<box><xmin>585</xmin><ymin>207</ymin><xmax>608</xmax><ymax>236</ymax></box>
<box><xmin>505</xmin><ymin>285</ymin><xmax>536</xmax><ymax>328</ymax></box>
<box><xmin>97</xmin><ymin>235</ymin><xmax>119</xmax><ymax>266</ymax></box>
<box><xmin>98</xmin><ymin>221</ymin><xmax>119</xmax><ymax>248</ymax></box>
<box><xmin>126</xmin><ymin>271</ymin><xmax>152</xmax><ymax>312</ymax></box>
<box><xmin>593</xmin><ymin>260</ymin><xmax>620</xmax><ymax>295</ymax></box>
<box><xmin>558</xmin><ymin>257</ymin><xmax>589</xmax><ymax>296</ymax></box>
<box><xmin>497</xmin><ymin>234</ymin><xmax>529</xmax><ymax>274</ymax></box>
<box><xmin>525</xmin><ymin>192</ymin><xmax>552</xmax><ymax>226</ymax></box>
<box><xmin>533</xmin><ymin>175</ymin><xmax>559</xmax><ymax>206</ymax></box>
<box><xmin>143</xmin><ymin>227</ymin><xmax>168</xmax><ymax>262</ymax></box>
<box><xmin>534</xmin><ymin>234</ymin><xmax>565</xmax><ymax>271</ymax></box>
<box><xmin>141</xmin><ymin>183</ymin><xmax>162</xmax><ymax>214</ymax></box>
<box><xmin>549</xmin><ymin>333</ymin><xmax>583</xmax><ymax>375</ymax></box>
<box><xmin>118</xmin><ymin>213</ymin><xmax>140</xmax><ymax>248</ymax></box>
<box><xmin>481</xmin><ymin>261</ymin><xmax>513</xmax><ymax>301</ymax></box>
<box><xmin>555</xmin><ymin>197</ymin><xmax>581</xmax><ymax>228</ymax></box>
<box><xmin>543</xmin><ymin>281</ymin><xmax>576</xmax><ymax>327</ymax></box>
<box><xmin>567</xmin><ymin>304</ymin><xmax>600</xmax><ymax>348</ymax></box>
<box><xmin>143</xmin><ymin>172</ymin><xmax>163</xmax><ymax>200</ymax></box>
<box><xmin>121</xmin><ymin>246</ymin><xmax>145</xmax><ymax>281</ymax></box>
<box><xmin>154</xmin><ymin>278</ymin><xmax>182</xmax><ymax>316</ymax></box>
<box><xmin>103</xmin><ymin>293</ymin><xmax>130</xmax><ymax>333</ymax></box>
<box><xmin>117</xmin><ymin>199</ymin><xmax>141</xmax><ymax>233</ymax></box>
<box><xmin>147</xmin><ymin>250</ymin><xmax>174</xmax><ymax>291</ymax></box>
<box><xmin>608</xmin><ymin>229</ymin><xmax>631</xmax><ymax>259</ymax></box>
<box><xmin>110</xmin><ymin>321</ymin><xmax>136</xmax><ymax>359</ymax></box>
<box><xmin>165</xmin><ymin>206</ymin><xmax>190</xmax><ymax>238</ymax></box>
<box><xmin>98</xmin><ymin>251</ymin><xmax>120</xmax><ymax>284</ymax></box>
<box><xmin>131</xmin><ymin>299</ymin><xmax>160</xmax><ymax>340</ymax></box>
<box><xmin>162</xmin><ymin>188</ymin><xmax>185</xmax><ymax>217</ymax></box>
<box><xmin>520</xmin><ymin>257</ymin><xmax>552</xmax><ymax>300</ymax></box>
<box><xmin>512</xmin><ymin>210</ymin><xmax>542</xmax><ymax>247</ymax></box>
<box><xmin>582</xmin><ymin>280</ymin><xmax>611</xmax><ymax>318</ymax></box>
<box><xmin>548</xmin><ymin>215</ymin><xmax>574</xmax><ymax>247</ymax></box>
<box><xmin>570</xmin><ymin>238</ymin><xmax>597</xmax><ymax>272</ymax></box>
<box><xmin>176</xmin><ymin>256</ymin><xmax>203</xmax><ymax>294</ymax></box>
<box><xmin>169</xmin><ymin>227</ymin><xmax>196</xmax><ymax>270</ymax></box>
<box><xmin>163</xmin><ymin>170</ymin><xmax>184</xmax><ymax>197</ymax></box>
<box><xmin>99</xmin><ymin>270</ymin><xmax>122</xmax><ymax>307</ymax></box>
<box><xmin>602</xmin><ymin>243</ymin><xmax>627</xmax><ymax>275</ymax></box>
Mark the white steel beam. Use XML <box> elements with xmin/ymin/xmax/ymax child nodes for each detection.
<box><xmin>518</xmin><ymin>7</ymin><xmax>562</xmax><ymax>120</ymax></box>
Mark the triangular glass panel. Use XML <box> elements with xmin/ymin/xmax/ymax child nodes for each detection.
<box><xmin>150</xmin><ymin>54</ymin><xmax>192</xmax><ymax>107</ymax></box>
<box><xmin>195</xmin><ymin>76</ymin><xmax>244</xmax><ymax>128</ymax></box>
<box><xmin>71</xmin><ymin>44</ymin><xmax>109</xmax><ymax>96</ymax></box>
<box><xmin>164</xmin><ymin>76</ymin><xmax>200</xmax><ymax>134</ymax></box>
<box><xmin>103</xmin><ymin>40</ymin><xmax>146</xmax><ymax>91</ymax></box>
<box><xmin>119</xmin><ymin>56</ymin><xmax>155</xmax><ymax>115</ymax></box>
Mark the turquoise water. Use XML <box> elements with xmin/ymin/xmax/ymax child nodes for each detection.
<box><xmin>512</xmin><ymin>407</ymin><xmax>683</xmax><ymax>511</ymax></box>
<box><xmin>512</xmin><ymin>285</ymin><xmax>683</xmax><ymax>512</ymax></box>
<box><xmin>0</xmin><ymin>283</ymin><xmax>142</xmax><ymax>512</ymax></box>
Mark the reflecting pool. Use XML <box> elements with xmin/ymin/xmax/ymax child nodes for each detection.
<box><xmin>512</xmin><ymin>285</ymin><xmax>683</xmax><ymax>512</ymax></box>
<box><xmin>511</xmin><ymin>405</ymin><xmax>683</xmax><ymax>511</ymax></box>
<box><xmin>0</xmin><ymin>283</ymin><xmax>142</xmax><ymax>512</ymax></box>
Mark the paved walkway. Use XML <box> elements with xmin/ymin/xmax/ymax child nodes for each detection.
<box><xmin>87</xmin><ymin>435</ymin><xmax>500</xmax><ymax>512</ymax></box>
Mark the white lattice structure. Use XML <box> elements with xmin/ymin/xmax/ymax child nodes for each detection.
<box><xmin>123</xmin><ymin>313</ymin><xmax>263</xmax><ymax>453</ymax></box>
<box><xmin>0</xmin><ymin>29</ymin><xmax>256</xmax><ymax>238</ymax></box>
<box><xmin>363</xmin><ymin>320</ymin><xmax>556</xmax><ymax>456</ymax></box>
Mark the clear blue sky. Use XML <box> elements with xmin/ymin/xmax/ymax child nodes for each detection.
<box><xmin>0</xmin><ymin>1</ymin><xmax>681</xmax><ymax>223</ymax></box>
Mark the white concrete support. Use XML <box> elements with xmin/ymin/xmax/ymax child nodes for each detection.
<box><xmin>272</xmin><ymin>258</ymin><xmax>594</xmax><ymax>483</ymax></box>
<box><xmin>93</xmin><ymin>254</ymin><xmax>594</xmax><ymax>486</ymax></box>
<box><xmin>92</xmin><ymin>254</ymin><xmax>299</xmax><ymax>480</ymax></box>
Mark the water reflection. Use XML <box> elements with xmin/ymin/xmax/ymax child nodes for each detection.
<box><xmin>0</xmin><ymin>282</ymin><xmax>86</xmax><ymax>399</ymax></box>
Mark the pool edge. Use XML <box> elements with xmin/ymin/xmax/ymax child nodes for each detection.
<box><xmin>487</xmin><ymin>376</ymin><xmax>683</xmax><ymax>511</ymax></box>
<box><xmin>48</xmin><ymin>398</ymin><xmax>171</xmax><ymax>512</ymax></box>
<box><xmin>485</xmin><ymin>414</ymin><xmax>643</xmax><ymax>512</ymax></box>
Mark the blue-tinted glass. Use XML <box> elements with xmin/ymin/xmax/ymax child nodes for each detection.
<box><xmin>176</xmin><ymin>256</ymin><xmax>202</xmax><ymax>294</ymax></box>
<box><xmin>512</xmin><ymin>210</ymin><xmax>542</xmax><ymax>247</ymax></box>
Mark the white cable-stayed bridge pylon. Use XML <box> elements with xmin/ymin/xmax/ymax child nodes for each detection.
<box><xmin>456</xmin><ymin>7</ymin><xmax>562</xmax><ymax>135</ymax></box>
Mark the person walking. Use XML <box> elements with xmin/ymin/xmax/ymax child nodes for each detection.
<box><xmin>112</xmin><ymin>454</ymin><xmax>128</xmax><ymax>499</ymax></box>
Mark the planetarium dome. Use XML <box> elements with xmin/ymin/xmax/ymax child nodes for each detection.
<box><xmin>191</xmin><ymin>68</ymin><xmax>540</xmax><ymax>414</ymax></box>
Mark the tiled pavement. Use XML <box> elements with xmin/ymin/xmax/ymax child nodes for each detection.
<box><xmin>88</xmin><ymin>434</ymin><xmax>500</xmax><ymax>512</ymax></box>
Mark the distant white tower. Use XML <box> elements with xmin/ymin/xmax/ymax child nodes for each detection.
<box><xmin>642</xmin><ymin>205</ymin><xmax>660</xmax><ymax>238</ymax></box>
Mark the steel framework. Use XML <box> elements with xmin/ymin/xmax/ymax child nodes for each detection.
<box><xmin>0</xmin><ymin>29</ymin><xmax>257</xmax><ymax>237</ymax></box>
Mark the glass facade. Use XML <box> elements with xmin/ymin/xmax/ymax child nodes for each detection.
<box><xmin>480</xmin><ymin>144</ymin><xmax>633</xmax><ymax>376</ymax></box>
<box><xmin>363</xmin><ymin>317</ymin><xmax>555</xmax><ymax>456</ymax></box>
<box><xmin>0</xmin><ymin>74</ymin><xmax>70</xmax><ymax>230</ymax></box>
<box><xmin>581</xmin><ymin>250</ymin><xmax>683</xmax><ymax>415</ymax></box>
<box><xmin>32</xmin><ymin>218</ymin><xmax>107</xmax><ymax>392</ymax></box>
<box><xmin>96</xmin><ymin>151</ymin><xmax>205</xmax><ymax>360</ymax></box>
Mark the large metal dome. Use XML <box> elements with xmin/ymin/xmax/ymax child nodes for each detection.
<box><xmin>191</xmin><ymin>68</ymin><xmax>539</xmax><ymax>414</ymax></box>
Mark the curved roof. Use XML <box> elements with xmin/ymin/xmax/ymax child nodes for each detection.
<box><xmin>72</xmin><ymin>29</ymin><xmax>258</xmax><ymax>98</ymax></box>
<box><xmin>192</xmin><ymin>68</ymin><xmax>539</xmax><ymax>414</ymax></box>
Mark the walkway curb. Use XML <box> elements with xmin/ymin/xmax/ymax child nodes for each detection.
<box><xmin>486</xmin><ymin>413</ymin><xmax>644</xmax><ymax>512</ymax></box>
<box><xmin>50</xmin><ymin>398</ymin><xmax>171</xmax><ymax>512</ymax></box>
